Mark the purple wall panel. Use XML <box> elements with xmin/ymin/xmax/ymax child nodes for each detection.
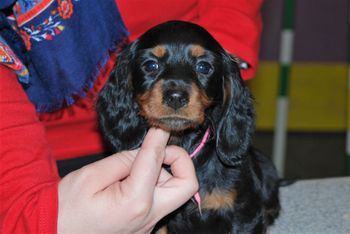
<box><xmin>260</xmin><ymin>0</ymin><xmax>284</xmax><ymax>61</ymax></box>
<box><xmin>293</xmin><ymin>0</ymin><xmax>349</xmax><ymax>62</ymax></box>
<box><xmin>259</xmin><ymin>0</ymin><xmax>349</xmax><ymax>62</ymax></box>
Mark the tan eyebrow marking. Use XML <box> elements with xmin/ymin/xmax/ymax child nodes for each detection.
<box><xmin>151</xmin><ymin>45</ymin><xmax>167</xmax><ymax>58</ymax></box>
<box><xmin>191</xmin><ymin>45</ymin><xmax>206</xmax><ymax>57</ymax></box>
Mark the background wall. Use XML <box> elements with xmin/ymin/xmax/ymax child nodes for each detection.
<box><xmin>247</xmin><ymin>0</ymin><xmax>349</xmax><ymax>179</ymax></box>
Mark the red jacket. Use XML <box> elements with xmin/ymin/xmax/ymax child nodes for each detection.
<box><xmin>0</xmin><ymin>0</ymin><xmax>262</xmax><ymax>233</ymax></box>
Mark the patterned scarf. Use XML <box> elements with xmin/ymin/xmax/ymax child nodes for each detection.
<box><xmin>0</xmin><ymin>0</ymin><xmax>128</xmax><ymax>112</ymax></box>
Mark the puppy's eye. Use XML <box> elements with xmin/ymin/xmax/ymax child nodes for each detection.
<box><xmin>195</xmin><ymin>62</ymin><xmax>212</xmax><ymax>75</ymax></box>
<box><xmin>143</xmin><ymin>60</ymin><xmax>159</xmax><ymax>72</ymax></box>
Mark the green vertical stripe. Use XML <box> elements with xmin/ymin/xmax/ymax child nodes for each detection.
<box><xmin>347</xmin><ymin>154</ymin><xmax>350</xmax><ymax>175</ymax></box>
<box><xmin>279</xmin><ymin>0</ymin><xmax>295</xmax><ymax>97</ymax></box>
<box><xmin>283</xmin><ymin>0</ymin><xmax>296</xmax><ymax>29</ymax></box>
<box><xmin>279</xmin><ymin>65</ymin><xmax>290</xmax><ymax>96</ymax></box>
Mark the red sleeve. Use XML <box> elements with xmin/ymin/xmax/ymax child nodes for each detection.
<box><xmin>197</xmin><ymin>0</ymin><xmax>263</xmax><ymax>79</ymax></box>
<box><xmin>0</xmin><ymin>65</ymin><xmax>60</xmax><ymax>233</ymax></box>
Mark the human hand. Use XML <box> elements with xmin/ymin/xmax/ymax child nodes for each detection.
<box><xmin>57</xmin><ymin>128</ymin><xmax>198</xmax><ymax>234</ymax></box>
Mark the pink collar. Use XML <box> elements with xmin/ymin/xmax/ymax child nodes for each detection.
<box><xmin>189</xmin><ymin>128</ymin><xmax>211</xmax><ymax>214</ymax></box>
<box><xmin>190</xmin><ymin>128</ymin><xmax>211</xmax><ymax>158</ymax></box>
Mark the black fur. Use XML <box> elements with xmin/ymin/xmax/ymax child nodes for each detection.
<box><xmin>96</xmin><ymin>20</ymin><xmax>280</xmax><ymax>234</ymax></box>
<box><xmin>97</xmin><ymin>42</ymin><xmax>147</xmax><ymax>150</ymax></box>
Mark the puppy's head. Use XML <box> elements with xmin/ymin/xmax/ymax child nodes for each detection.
<box><xmin>132</xmin><ymin>22</ymin><xmax>225</xmax><ymax>131</ymax></box>
<box><xmin>97</xmin><ymin>21</ymin><xmax>254</xmax><ymax>166</ymax></box>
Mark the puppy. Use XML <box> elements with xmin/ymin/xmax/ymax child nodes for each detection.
<box><xmin>96</xmin><ymin>20</ymin><xmax>280</xmax><ymax>234</ymax></box>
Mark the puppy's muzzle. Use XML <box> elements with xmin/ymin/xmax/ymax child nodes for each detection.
<box><xmin>137</xmin><ymin>79</ymin><xmax>211</xmax><ymax>132</ymax></box>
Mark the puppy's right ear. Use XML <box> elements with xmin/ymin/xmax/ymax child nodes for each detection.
<box><xmin>96</xmin><ymin>41</ymin><xmax>147</xmax><ymax>152</ymax></box>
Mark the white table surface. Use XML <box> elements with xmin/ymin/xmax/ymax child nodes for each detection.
<box><xmin>269</xmin><ymin>177</ymin><xmax>350</xmax><ymax>234</ymax></box>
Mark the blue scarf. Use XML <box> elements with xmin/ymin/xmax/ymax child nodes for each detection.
<box><xmin>0</xmin><ymin>0</ymin><xmax>128</xmax><ymax>112</ymax></box>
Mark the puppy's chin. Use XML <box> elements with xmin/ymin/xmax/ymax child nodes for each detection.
<box><xmin>147</xmin><ymin>117</ymin><xmax>198</xmax><ymax>132</ymax></box>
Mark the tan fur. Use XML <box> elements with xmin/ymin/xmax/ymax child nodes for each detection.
<box><xmin>201</xmin><ymin>190</ymin><xmax>237</xmax><ymax>210</ymax></box>
<box><xmin>191</xmin><ymin>45</ymin><xmax>206</xmax><ymax>57</ymax></box>
<box><xmin>151</xmin><ymin>45</ymin><xmax>167</xmax><ymax>58</ymax></box>
<box><xmin>137</xmin><ymin>81</ymin><xmax>212</xmax><ymax>131</ymax></box>
<box><xmin>156</xmin><ymin>225</ymin><xmax>168</xmax><ymax>234</ymax></box>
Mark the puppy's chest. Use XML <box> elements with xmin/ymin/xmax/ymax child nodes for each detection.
<box><xmin>166</xmin><ymin>149</ymin><xmax>239</xmax><ymax>234</ymax></box>
<box><xmin>188</xmin><ymin>142</ymin><xmax>239</xmax><ymax>210</ymax></box>
<box><xmin>169</xmin><ymin>134</ymin><xmax>238</xmax><ymax>204</ymax></box>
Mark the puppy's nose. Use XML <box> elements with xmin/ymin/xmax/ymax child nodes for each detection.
<box><xmin>163</xmin><ymin>90</ymin><xmax>189</xmax><ymax>110</ymax></box>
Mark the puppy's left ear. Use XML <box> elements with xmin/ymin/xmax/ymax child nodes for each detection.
<box><xmin>216</xmin><ymin>53</ymin><xmax>255</xmax><ymax>166</ymax></box>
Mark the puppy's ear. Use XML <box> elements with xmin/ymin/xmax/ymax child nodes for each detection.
<box><xmin>216</xmin><ymin>53</ymin><xmax>255</xmax><ymax>166</ymax></box>
<box><xmin>96</xmin><ymin>41</ymin><xmax>147</xmax><ymax>152</ymax></box>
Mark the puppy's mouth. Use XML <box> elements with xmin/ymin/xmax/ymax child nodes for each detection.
<box><xmin>147</xmin><ymin>116</ymin><xmax>198</xmax><ymax>132</ymax></box>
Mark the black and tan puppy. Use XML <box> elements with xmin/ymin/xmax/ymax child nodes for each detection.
<box><xmin>96</xmin><ymin>20</ymin><xmax>280</xmax><ymax>234</ymax></box>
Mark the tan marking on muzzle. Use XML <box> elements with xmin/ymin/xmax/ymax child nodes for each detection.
<box><xmin>137</xmin><ymin>81</ymin><xmax>212</xmax><ymax>130</ymax></box>
<box><xmin>184</xmin><ymin>83</ymin><xmax>211</xmax><ymax>124</ymax></box>
<box><xmin>137</xmin><ymin>81</ymin><xmax>164</xmax><ymax>118</ymax></box>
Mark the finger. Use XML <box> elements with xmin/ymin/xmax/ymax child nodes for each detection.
<box><xmin>122</xmin><ymin>128</ymin><xmax>170</xmax><ymax>198</ymax></box>
<box><xmin>157</xmin><ymin>167</ymin><xmax>172</xmax><ymax>186</ymax></box>
<box><xmin>152</xmin><ymin>146</ymin><xmax>198</xmax><ymax>218</ymax></box>
<box><xmin>155</xmin><ymin>146</ymin><xmax>193</xmax><ymax>187</ymax></box>
<box><xmin>164</xmin><ymin>146</ymin><xmax>196</xmax><ymax>181</ymax></box>
<box><xmin>76</xmin><ymin>149</ymin><xmax>139</xmax><ymax>193</ymax></box>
